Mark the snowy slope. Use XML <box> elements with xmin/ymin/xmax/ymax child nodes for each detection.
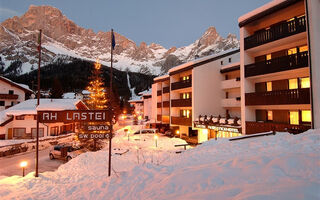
<box><xmin>0</xmin><ymin>128</ymin><xmax>319</xmax><ymax>199</ymax></box>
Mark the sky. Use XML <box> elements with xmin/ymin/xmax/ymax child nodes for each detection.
<box><xmin>0</xmin><ymin>0</ymin><xmax>270</xmax><ymax>48</ymax></box>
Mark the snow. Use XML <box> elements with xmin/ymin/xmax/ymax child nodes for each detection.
<box><xmin>0</xmin><ymin>76</ymin><xmax>33</xmax><ymax>93</ymax></box>
<box><xmin>0</xmin><ymin>128</ymin><xmax>319</xmax><ymax>199</ymax></box>
<box><xmin>62</xmin><ymin>92</ymin><xmax>75</xmax><ymax>99</ymax></box>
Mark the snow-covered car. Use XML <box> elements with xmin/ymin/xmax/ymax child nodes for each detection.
<box><xmin>49</xmin><ymin>145</ymin><xmax>82</xmax><ymax>161</ymax></box>
<box><xmin>132</xmin><ymin>129</ymin><xmax>159</xmax><ymax>140</ymax></box>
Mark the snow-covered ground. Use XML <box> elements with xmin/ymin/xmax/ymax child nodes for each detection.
<box><xmin>0</xmin><ymin>128</ymin><xmax>319</xmax><ymax>200</ymax></box>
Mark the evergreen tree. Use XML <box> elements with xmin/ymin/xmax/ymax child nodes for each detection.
<box><xmin>50</xmin><ymin>77</ymin><xmax>64</xmax><ymax>98</ymax></box>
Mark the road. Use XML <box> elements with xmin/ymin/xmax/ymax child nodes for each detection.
<box><xmin>0</xmin><ymin>148</ymin><xmax>64</xmax><ymax>177</ymax></box>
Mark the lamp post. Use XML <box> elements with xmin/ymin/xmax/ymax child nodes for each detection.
<box><xmin>154</xmin><ymin>134</ymin><xmax>158</xmax><ymax>148</ymax></box>
<box><xmin>20</xmin><ymin>161</ymin><xmax>27</xmax><ymax>177</ymax></box>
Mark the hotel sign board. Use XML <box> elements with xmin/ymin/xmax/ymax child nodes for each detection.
<box><xmin>194</xmin><ymin>123</ymin><xmax>241</xmax><ymax>133</ymax></box>
<box><xmin>38</xmin><ymin>110</ymin><xmax>111</xmax><ymax>123</ymax></box>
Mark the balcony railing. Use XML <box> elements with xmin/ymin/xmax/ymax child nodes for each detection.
<box><xmin>171</xmin><ymin>98</ymin><xmax>192</xmax><ymax>107</ymax></box>
<box><xmin>157</xmin><ymin>115</ymin><xmax>162</xmax><ymax>121</ymax></box>
<box><xmin>163</xmin><ymin>101</ymin><xmax>170</xmax><ymax>108</ymax></box>
<box><xmin>0</xmin><ymin>94</ymin><xmax>19</xmax><ymax>99</ymax></box>
<box><xmin>157</xmin><ymin>90</ymin><xmax>162</xmax><ymax>96</ymax></box>
<box><xmin>162</xmin><ymin>115</ymin><xmax>170</xmax><ymax>123</ymax></box>
<box><xmin>221</xmin><ymin>98</ymin><xmax>241</xmax><ymax>107</ymax></box>
<box><xmin>221</xmin><ymin>78</ymin><xmax>241</xmax><ymax>90</ymax></box>
<box><xmin>163</xmin><ymin>86</ymin><xmax>170</xmax><ymax>94</ymax></box>
<box><xmin>246</xmin><ymin>121</ymin><xmax>310</xmax><ymax>134</ymax></box>
<box><xmin>157</xmin><ymin>102</ymin><xmax>162</xmax><ymax>108</ymax></box>
<box><xmin>171</xmin><ymin>116</ymin><xmax>192</xmax><ymax>126</ymax></box>
<box><xmin>245</xmin><ymin>51</ymin><xmax>308</xmax><ymax>77</ymax></box>
<box><xmin>244</xmin><ymin>15</ymin><xmax>306</xmax><ymax>50</ymax></box>
<box><xmin>171</xmin><ymin>79</ymin><xmax>192</xmax><ymax>90</ymax></box>
<box><xmin>245</xmin><ymin>88</ymin><xmax>310</xmax><ymax>106</ymax></box>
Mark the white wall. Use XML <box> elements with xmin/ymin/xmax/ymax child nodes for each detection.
<box><xmin>151</xmin><ymin>83</ymin><xmax>157</xmax><ymax>122</ymax></box>
<box><xmin>0</xmin><ymin>81</ymin><xmax>26</xmax><ymax>111</ymax></box>
<box><xmin>143</xmin><ymin>96</ymin><xmax>152</xmax><ymax>120</ymax></box>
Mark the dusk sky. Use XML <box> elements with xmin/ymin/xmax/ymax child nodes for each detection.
<box><xmin>0</xmin><ymin>0</ymin><xmax>270</xmax><ymax>48</ymax></box>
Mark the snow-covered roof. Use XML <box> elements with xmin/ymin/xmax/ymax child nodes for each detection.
<box><xmin>138</xmin><ymin>89</ymin><xmax>152</xmax><ymax>96</ymax></box>
<box><xmin>63</xmin><ymin>92</ymin><xmax>76</xmax><ymax>99</ymax></box>
<box><xmin>238</xmin><ymin>0</ymin><xmax>287</xmax><ymax>25</ymax></box>
<box><xmin>153</xmin><ymin>74</ymin><xmax>169</xmax><ymax>82</ymax></box>
<box><xmin>0</xmin><ymin>99</ymin><xmax>85</xmax><ymax>125</ymax></box>
<box><xmin>0</xmin><ymin>76</ymin><xmax>33</xmax><ymax>93</ymax></box>
<box><xmin>82</xmin><ymin>90</ymin><xmax>90</xmax><ymax>95</ymax></box>
<box><xmin>128</xmin><ymin>99</ymin><xmax>143</xmax><ymax>104</ymax></box>
<box><xmin>169</xmin><ymin>48</ymin><xmax>239</xmax><ymax>74</ymax></box>
<box><xmin>220</xmin><ymin>61</ymin><xmax>240</xmax><ymax>70</ymax></box>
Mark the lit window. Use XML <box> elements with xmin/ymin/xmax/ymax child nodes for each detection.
<box><xmin>289</xmin><ymin>79</ymin><xmax>298</xmax><ymax>89</ymax></box>
<box><xmin>267</xmin><ymin>111</ymin><xmax>273</xmax><ymax>121</ymax></box>
<box><xmin>266</xmin><ymin>82</ymin><xmax>272</xmax><ymax>91</ymax></box>
<box><xmin>302</xmin><ymin>110</ymin><xmax>311</xmax><ymax>122</ymax></box>
<box><xmin>266</xmin><ymin>54</ymin><xmax>271</xmax><ymax>60</ymax></box>
<box><xmin>290</xmin><ymin>111</ymin><xmax>299</xmax><ymax>125</ymax></box>
<box><xmin>288</xmin><ymin>48</ymin><xmax>297</xmax><ymax>55</ymax></box>
<box><xmin>299</xmin><ymin>45</ymin><xmax>308</xmax><ymax>52</ymax></box>
<box><xmin>182</xmin><ymin>76</ymin><xmax>190</xmax><ymax>81</ymax></box>
<box><xmin>300</xmin><ymin>77</ymin><xmax>310</xmax><ymax>88</ymax></box>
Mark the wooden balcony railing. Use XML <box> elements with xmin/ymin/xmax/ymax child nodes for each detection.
<box><xmin>163</xmin><ymin>101</ymin><xmax>170</xmax><ymax>108</ymax></box>
<box><xmin>157</xmin><ymin>115</ymin><xmax>162</xmax><ymax>121</ymax></box>
<box><xmin>0</xmin><ymin>94</ymin><xmax>19</xmax><ymax>99</ymax></box>
<box><xmin>244</xmin><ymin>15</ymin><xmax>306</xmax><ymax>50</ymax></box>
<box><xmin>171</xmin><ymin>116</ymin><xmax>192</xmax><ymax>126</ymax></box>
<box><xmin>246</xmin><ymin>121</ymin><xmax>310</xmax><ymax>134</ymax></box>
<box><xmin>245</xmin><ymin>51</ymin><xmax>308</xmax><ymax>77</ymax></box>
<box><xmin>245</xmin><ymin>88</ymin><xmax>310</xmax><ymax>106</ymax></box>
<box><xmin>171</xmin><ymin>79</ymin><xmax>192</xmax><ymax>90</ymax></box>
<box><xmin>163</xmin><ymin>86</ymin><xmax>170</xmax><ymax>93</ymax></box>
<box><xmin>171</xmin><ymin>98</ymin><xmax>192</xmax><ymax>107</ymax></box>
<box><xmin>157</xmin><ymin>90</ymin><xmax>162</xmax><ymax>96</ymax></box>
<box><xmin>157</xmin><ymin>102</ymin><xmax>162</xmax><ymax>108</ymax></box>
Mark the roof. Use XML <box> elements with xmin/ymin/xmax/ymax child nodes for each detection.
<box><xmin>238</xmin><ymin>0</ymin><xmax>301</xmax><ymax>27</ymax></box>
<box><xmin>220</xmin><ymin>62</ymin><xmax>240</xmax><ymax>73</ymax></box>
<box><xmin>138</xmin><ymin>89</ymin><xmax>152</xmax><ymax>97</ymax></box>
<box><xmin>168</xmin><ymin>48</ymin><xmax>240</xmax><ymax>75</ymax></box>
<box><xmin>153</xmin><ymin>74</ymin><xmax>169</xmax><ymax>83</ymax></box>
<box><xmin>0</xmin><ymin>99</ymin><xmax>88</xmax><ymax>125</ymax></box>
<box><xmin>128</xmin><ymin>99</ymin><xmax>143</xmax><ymax>104</ymax></box>
<box><xmin>0</xmin><ymin>76</ymin><xmax>33</xmax><ymax>94</ymax></box>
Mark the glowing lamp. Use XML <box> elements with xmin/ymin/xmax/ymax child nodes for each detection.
<box><xmin>20</xmin><ymin>161</ymin><xmax>27</xmax><ymax>177</ymax></box>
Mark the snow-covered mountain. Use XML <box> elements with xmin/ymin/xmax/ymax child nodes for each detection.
<box><xmin>0</xmin><ymin>5</ymin><xmax>239</xmax><ymax>76</ymax></box>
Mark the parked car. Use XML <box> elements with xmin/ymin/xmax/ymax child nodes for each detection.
<box><xmin>49</xmin><ymin>144</ymin><xmax>82</xmax><ymax>161</ymax></box>
<box><xmin>132</xmin><ymin>129</ymin><xmax>159</xmax><ymax>140</ymax></box>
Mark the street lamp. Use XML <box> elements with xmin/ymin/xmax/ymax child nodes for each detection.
<box><xmin>154</xmin><ymin>134</ymin><xmax>158</xmax><ymax>148</ymax></box>
<box><xmin>20</xmin><ymin>161</ymin><xmax>27</xmax><ymax>177</ymax></box>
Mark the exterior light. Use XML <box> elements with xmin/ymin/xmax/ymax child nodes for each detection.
<box><xmin>20</xmin><ymin>161</ymin><xmax>27</xmax><ymax>177</ymax></box>
<box><xmin>154</xmin><ymin>134</ymin><xmax>158</xmax><ymax>148</ymax></box>
<box><xmin>176</xmin><ymin>130</ymin><xmax>180</xmax><ymax>135</ymax></box>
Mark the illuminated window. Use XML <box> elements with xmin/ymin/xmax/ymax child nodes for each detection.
<box><xmin>290</xmin><ymin>111</ymin><xmax>299</xmax><ymax>125</ymax></box>
<box><xmin>300</xmin><ymin>77</ymin><xmax>310</xmax><ymax>88</ymax></box>
<box><xmin>289</xmin><ymin>78</ymin><xmax>298</xmax><ymax>89</ymax></box>
<box><xmin>299</xmin><ymin>45</ymin><xmax>308</xmax><ymax>52</ymax></box>
<box><xmin>182</xmin><ymin>76</ymin><xmax>190</xmax><ymax>81</ymax></box>
<box><xmin>302</xmin><ymin>110</ymin><xmax>311</xmax><ymax>122</ymax></box>
<box><xmin>267</xmin><ymin>111</ymin><xmax>273</xmax><ymax>121</ymax></box>
<box><xmin>266</xmin><ymin>82</ymin><xmax>272</xmax><ymax>91</ymax></box>
<box><xmin>182</xmin><ymin>109</ymin><xmax>191</xmax><ymax>118</ymax></box>
<box><xmin>266</xmin><ymin>54</ymin><xmax>271</xmax><ymax>60</ymax></box>
<box><xmin>182</xmin><ymin>93</ymin><xmax>190</xmax><ymax>99</ymax></box>
<box><xmin>287</xmin><ymin>47</ymin><xmax>297</xmax><ymax>55</ymax></box>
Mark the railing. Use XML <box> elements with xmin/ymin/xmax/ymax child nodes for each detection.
<box><xmin>163</xmin><ymin>86</ymin><xmax>170</xmax><ymax>93</ymax></box>
<box><xmin>171</xmin><ymin>79</ymin><xmax>192</xmax><ymax>90</ymax></box>
<box><xmin>245</xmin><ymin>51</ymin><xmax>308</xmax><ymax>77</ymax></box>
<box><xmin>171</xmin><ymin>116</ymin><xmax>192</xmax><ymax>126</ymax></box>
<box><xmin>171</xmin><ymin>98</ymin><xmax>192</xmax><ymax>107</ymax></box>
<box><xmin>245</xmin><ymin>88</ymin><xmax>310</xmax><ymax>106</ymax></box>
<box><xmin>246</xmin><ymin>121</ymin><xmax>310</xmax><ymax>134</ymax></box>
<box><xmin>157</xmin><ymin>90</ymin><xmax>162</xmax><ymax>96</ymax></box>
<box><xmin>221</xmin><ymin>98</ymin><xmax>241</xmax><ymax>107</ymax></box>
<box><xmin>163</xmin><ymin>101</ymin><xmax>170</xmax><ymax>108</ymax></box>
<box><xmin>244</xmin><ymin>15</ymin><xmax>306</xmax><ymax>50</ymax></box>
<box><xmin>0</xmin><ymin>94</ymin><xmax>19</xmax><ymax>99</ymax></box>
<box><xmin>162</xmin><ymin>115</ymin><xmax>170</xmax><ymax>123</ymax></box>
<box><xmin>157</xmin><ymin>102</ymin><xmax>162</xmax><ymax>108</ymax></box>
<box><xmin>221</xmin><ymin>79</ymin><xmax>241</xmax><ymax>90</ymax></box>
<box><xmin>157</xmin><ymin>115</ymin><xmax>162</xmax><ymax>121</ymax></box>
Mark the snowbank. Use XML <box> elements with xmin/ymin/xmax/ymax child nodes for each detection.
<box><xmin>0</xmin><ymin>129</ymin><xmax>319</xmax><ymax>200</ymax></box>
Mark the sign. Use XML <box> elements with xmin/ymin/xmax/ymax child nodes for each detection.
<box><xmin>82</xmin><ymin>124</ymin><xmax>110</xmax><ymax>132</ymax></box>
<box><xmin>38</xmin><ymin>110</ymin><xmax>111</xmax><ymax>123</ymax></box>
<box><xmin>78</xmin><ymin>133</ymin><xmax>111</xmax><ymax>139</ymax></box>
<box><xmin>194</xmin><ymin>124</ymin><xmax>207</xmax><ymax>129</ymax></box>
<box><xmin>208</xmin><ymin>125</ymin><xmax>240</xmax><ymax>133</ymax></box>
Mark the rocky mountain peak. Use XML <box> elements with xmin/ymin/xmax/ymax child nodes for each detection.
<box><xmin>198</xmin><ymin>26</ymin><xmax>220</xmax><ymax>47</ymax></box>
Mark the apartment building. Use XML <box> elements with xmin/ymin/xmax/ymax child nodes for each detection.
<box><xmin>238</xmin><ymin>0</ymin><xmax>319</xmax><ymax>134</ymax></box>
<box><xmin>0</xmin><ymin>76</ymin><xmax>33</xmax><ymax>111</ymax></box>
<box><xmin>128</xmin><ymin>99</ymin><xmax>144</xmax><ymax>119</ymax></box>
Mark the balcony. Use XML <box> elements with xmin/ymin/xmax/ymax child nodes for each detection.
<box><xmin>157</xmin><ymin>102</ymin><xmax>162</xmax><ymax>108</ymax></box>
<box><xmin>246</xmin><ymin>121</ymin><xmax>310</xmax><ymax>135</ymax></box>
<box><xmin>244</xmin><ymin>15</ymin><xmax>306</xmax><ymax>50</ymax></box>
<box><xmin>245</xmin><ymin>88</ymin><xmax>310</xmax><ymax>106</ymax></box>
<box><xmin>163</xmin><ymin>86</ymin><xmax>170</xmax><ymax>94</ymax></box>
<box><xmin>221</xmin><ymin>78</ymin><xmax>240</xmax><ymax>90</ymax></box>
<box><xmin>171</xmin><ymin>79</ymin><xmax>192</xmax><ymax>91</ymax></box>
<box><xmin>157</xmin><ymin>90</ymin><xmax>162</xmax><ymax>96</ymax></box>
<box><xmin>245</xmin><ymin>51</ymin><xmax>308</xmax><ymax>77</ymax></box>
<box><xmin>163</xmin><ymin>101</ymin><xmax>170</xmax><ymax>108</ymax></box>
<box><xmin>157</xmin><ymin>115</ymin><xmax>162</xmax><ymax>121</ymax></box>
<box><xmin>0</xmin><ymin>94</ymin><xmax>19</xmax><ymax>99</ymax></box>
<box><xmin>221</xmin><ymin>98</ymin><xmax>241</xmax><ymax>107</ymax></box>
<box><xmin>162</xmin><ymin>115</ymin><xmax>170</xmax><ymax>123</ymax></box>
<box><xmin>171</xmin><ymin>98</ymin><xmax>192</xmax><ymax>107</ymax></box>
<box><xmin>171</xmin><ymin>116</ymin><xmax>192</xmax><ymax>126</ymax></box>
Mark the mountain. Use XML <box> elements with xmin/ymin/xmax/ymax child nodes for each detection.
<box><xmin>0</xmin><ymin>5</ymin><xmax>239</xmax><ymax>76</ymax></box>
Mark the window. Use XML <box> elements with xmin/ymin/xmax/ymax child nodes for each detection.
<box><xmin>287</xmin><ymin>47</ymin><xmax>297</xmax><ymax>55</ymax></box>
<box><xmin>289</xmin><ymin>78</ymin><xmax>298</xmax><ymax>89</ymax></box>
<box><xmin>182</xmin><ymin>92</ymin><xmax>191</xmax><ymax>99</ymax></box>
<box><xmin>13</xmin><ymin>128</ymin><xmax>26</xmax><ymax>138</ymax></box>
<box><xmin>50</xmin><ymin>126</ymin><xmax>59</xmax><ymax>136</ymax></box>
<box><xmin>181</xmin><ymin>109</ymin><xmax>191</xmax><ymax>118</ymax></box>
<box><xmin>266</xmin><ymin>82</ymin><xmax>272</xmax><ymax>91</ymax></box>
<box><xmin>229</xmin><ymin>58</ymin><xmax>232</xmax><ymax>63</ymax></box>
<box><xmin>31</xmin><ymin>128</ymin><xmax>44</xmax><ymax>138</ymax></box>
<box><xmin>182</xmin><ymin>75</ymin><xmax>190</xmax><ymax>81</ymax></box>
<box><xmin>34</xmin><ymin>115</ymin><xmax>37</xmax><ymax>120</ymax></box>
<box><xmin>301</xmin><ymin>110</ymin><xmax>311</xmax><ymax>122</ymax></box>
<box><xmin>266</xmin><ymin>54</ymin><xmax>271</xmax><ymax>61</ymax></box>
<box><xmin>299</xmin><ymin>45</ymin><xmax>308</xmax><ymax>52</ymax></box>
<box><xmin>267</xmin><ymin>111</ymin><xmax>273</xmax><ymax>121</ymax></box>
<box><xmin>0</xmin><ymin>101</ymin><xmax>4</xmax><ymax>106</ymax></box>
<box><xmin>289</xmin><ymin>111</ymin><xmax>299</xmax><ymax>125</ymax></box>
<box><xmin>8</xmin><ymin>90</ymin><xmax>14</xmax><ymax>95</ymax></box>
<box><xmin>300</xmin><ymin>77</ymin><xmax>310</xmax><ymax>88</ymax></box>
<box><xmin>15</xmin><ymin>116</ymin><xmax>25</xmax><ymax>120</ymax></box>
<box><xmin>221</xmin><ymin>61</ymin><xmax>223</xmax><ymax>65</ymax></box>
